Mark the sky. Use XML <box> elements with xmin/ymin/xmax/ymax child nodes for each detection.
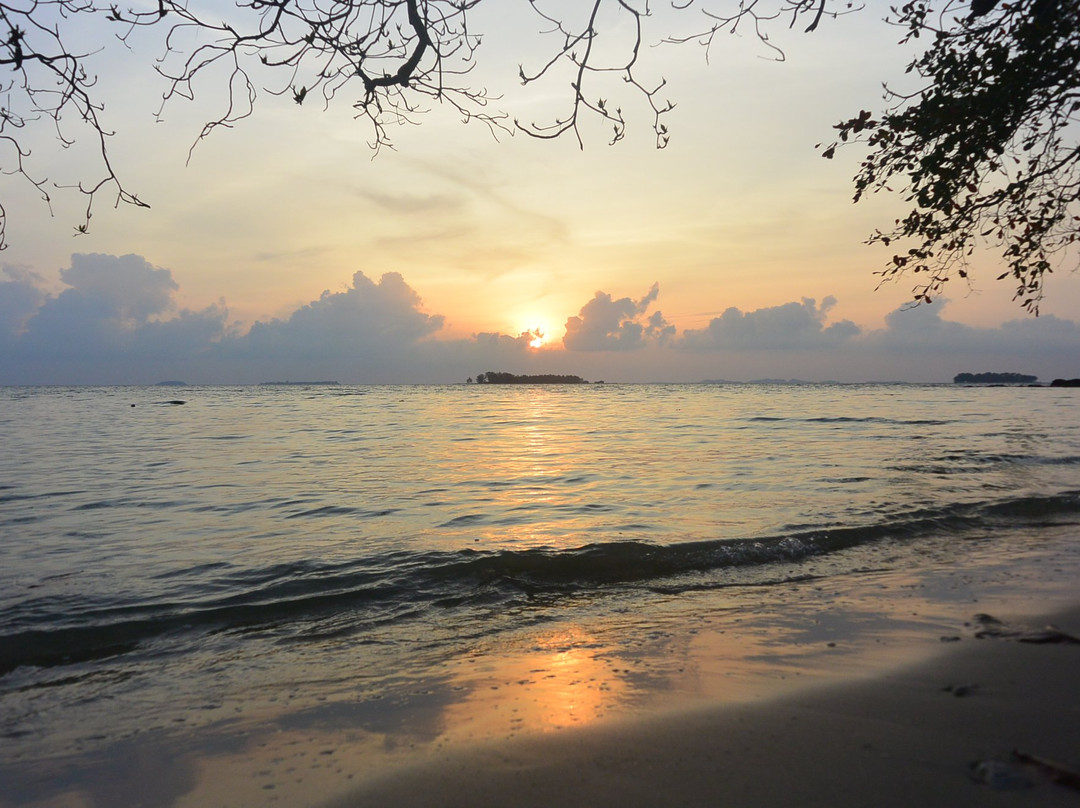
<box><xmin>2</xmin><ymin>2</ymin><xmax>1079</xmax><ymax>385</ymax></box>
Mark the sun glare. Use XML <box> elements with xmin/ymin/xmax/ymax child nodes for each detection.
<box><xmin>520</xmin><ymin>320</ymin><xmax>552</xmax><ymax>349</ymax></box>
<box><xmin>514</xmin><ymin>313</ymin><xmax>560</xmax><ymax>349</ymax></box>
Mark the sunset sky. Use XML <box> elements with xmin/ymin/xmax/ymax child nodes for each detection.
<box><xmin>3</xmin><ymin>2</ymin><xmax>1079</xmax><ymax>384</ymax></box>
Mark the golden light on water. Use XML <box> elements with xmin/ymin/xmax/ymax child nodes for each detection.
<box><xmin>441</xmin><ymin>625</ymin><xmax>631</xmax><ymax>740</ymax></box>
<box><xmin>523</xmin><ymin>628</ymin><xmax>620</xmax><ymax>730</ymax></box>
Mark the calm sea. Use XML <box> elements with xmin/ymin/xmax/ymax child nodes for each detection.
<box><xmin>2</xmin><ymin>383</ymin><xmax>1080</xmax><ymax>803</ymax></box>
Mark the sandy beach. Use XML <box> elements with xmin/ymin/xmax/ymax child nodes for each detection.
<box><xmin>330</xmin><ymin>608</ymin><xmax>1080</xmax><ymax>808</ymax></box>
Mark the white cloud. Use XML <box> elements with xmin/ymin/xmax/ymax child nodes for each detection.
<box><xmin>853</xmin><ymin>302</ymin><xmax>1080</xmax><ymax>379</ymax></box>
<box><xmin>207</xmin><ymin>270</ymin><xmax>450</xmax><ymax>383</ymax></box>
<box><xmin>14</xmin><ymin>254</ymin><xmax>226</xmax><ymax>365</ymax></box>
<box><xmin>679</xmin><ymin>296</ymin><xmax>861</xmax><ymax>351</ymax></box>
<box><xmin>0</xmin><ymin>266</ymin><xmax>46</xmax><ymax>349</ymax></box>
<box><xmin>863</xmin><ymin>301</ymin><xmax>1080</xmax><ymax>352</ymax></box>
<box><xmin>563</xmin><ymin>282</ymin><xmax>673</xmax><ymax>351</ymax></box>
<box><xmin>4</xmin><ymin>256</ymin><xmax>1080</xmax><ymax>385</ymax></box>
<box><xmin>234</xmin><ymin>271</ymin><xmax>444</xmax><ymax>359</ymax></box>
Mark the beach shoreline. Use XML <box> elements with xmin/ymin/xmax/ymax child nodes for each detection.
<box><xmin>328</xmin><ymin>606</ymin><xmax>1080</xmax><ymax>808</ymax></box>
<box><xmin>5</xmin><ymin>385</ymin><xmax>1080</xmax><ymax>808</ymax></box>
<box><xmin>7</xmin><ymin>548</ymin><xmax>1080</xmax><ymax>808</ymax></box>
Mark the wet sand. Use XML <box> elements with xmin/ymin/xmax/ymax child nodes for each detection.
<box><xmin>8</xmin><ymin>563</ymin><xmax>1080</xmax><ymax>808</ymax></box>
<box><xmin>329</xmin><ymin>609</ymin><xmax>1080</xmax><ymax>808</ymax></box>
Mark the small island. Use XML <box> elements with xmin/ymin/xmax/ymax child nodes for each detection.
<box><xmin>953</xmin><ymin>372</ymin><xmax>1038</xmax><ymax>385</ymax></box>
<box><xmin>469</xmin><ymin>371</ymin><xmax>589</xmax><ymax>384</ymax></box>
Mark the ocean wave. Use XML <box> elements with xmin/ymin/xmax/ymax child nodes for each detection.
<box><xmin>2</xmin><ymin>489</ymin><xmax>1078</xmax><ymax>677</ymax></box>
<box><xmin>744</xmin><ymin>416</ymin><xmax>954</xmax><ymax>426</ymax></box>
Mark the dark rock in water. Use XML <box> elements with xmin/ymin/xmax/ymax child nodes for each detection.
<box><xmin>1013</xmin><ymin>750</ymin><xmax>1080</xmax><ymax>791</ymax></box>
<box><xmin>970</xmin><ymin>613</ymin><xmax>1080</xmax><ymax>643</ymax></box>
<box><xmin>1051</xmin><ymin>378</ymin><xmax>1080</xmax><ymax>387</ymax></box>
<box><xmin>969</xmin><ymin>759</ymin><xmax>1033</xmax><ymax>790</ymax></box>
<box><xmin>155</xmin><ymin>400</ymin><xmax>187</xmax><ymax>406</ymax></box>
<box><xmin>1016</xmin><ymin>628</ymin><xmax>1080</xmax><ymax>644</ymax></box>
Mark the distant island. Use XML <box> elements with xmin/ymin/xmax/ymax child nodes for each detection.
<box><xmin>699</xmin><ymin>379</ymin><xmax>896</xmax><ymax>386</ymax></box>
<box><xmin>155</xmin><ymin>380</ymin><xmax>188</xmax><ymax>387</ymax></box>
<box><xmin>1051</xmin><ymin>378</ymin><xmax>1080</xmax><ymax>387</ymax></box>
<box><xmin>470</xmin><ymin>371</ymin><xmax>589</xmax><ymax>384</ymax></box>
<box><xmin>953</xmin><ymin>372</ymin><xmax>1038</xmax><ymax>384</ymax></box>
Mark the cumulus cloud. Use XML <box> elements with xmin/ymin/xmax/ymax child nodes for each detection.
<box><xmin>563</xmin><ymin>283</ymin><xmax>674</xmax><ymax>351</ymax></box>
<box><xmin>0</xmin><ymin>259</ymin><xmax>450</xmax><ymax>383</ymax></box>
<box><xmin>679</xmin><ymin>296</ymin><xmax>861</xmax><ymax>351</ymax></box>
<box><xmin>232</xmin><ymin>271</ymin><xmax>443</xmax><ymax>360</ymax></box>
<box><xmin>868</xmin><ymin>300</ymin><xmax>1080</xmax><ymax>356</ymax></box>
<box><xmin>5</xmin><ymin>256</ymin><xmax>1080</xmax><ymax>385</ymax></box>
<box><xmin>0</xmin><ymin>266</ymin><xmax>46</xmax><ymax>349</ymax></box>
<box><xmin>471</xmin><ymin>331</ymin><xmax>536</xmax><ymax>351</ymax></box>
<box><xmin>202</xmin><ymin>270</ymin><xmax>456</xmax><ymax>383</ymax></box>
<box><xmin>14</xmin><ymin>254</ymin><xmax>227</xmax><ymax>363</ymax></box>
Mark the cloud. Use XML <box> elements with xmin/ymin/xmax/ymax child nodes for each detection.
<box><xmin>866</xmin><ymin>300</ymin><xmax>1080</xmax><ymax>357</ymax></box>
<box><xmin>13</xmin><ymin>254</ymin><xmax>227</xmax><ymax>366</ymax></box>
<box><xmin>196</xmin><ymin>270</ymin><xmax>457</xmax><ymax>383</ymax></box>
<box><xmin>355</xmin><ymin>189</ymin><xmax>460</xmax><ymax>215</ymax></box>
<box><xmin>563</xmin><ymin>283</ymin><xmax>674</xmax><ymax>351</ymax></box>
<box><xmin>679</xmin><ymin>296</ymin><xmax>861</xmax><ymax>350</ymax></box>
<box><xmin>0</xmin><ymin>266</ymin><xmax>46</xmax><ymax>349</ymax></box>
<box><xmin>4</xmin><ymin>256</ymin><xmax>1080</xmax><ymax>385</ymax></box>
<box><xmin>0</xmin><ymin>259</ymin><xmax>451</xmax><ymax>383</ymax></box>
<box><xmin>233</xmin><ymin>271</ymin><xmax>444</xmax><ymax>361</ymax></box>
<box><xmin>62</xmin><ymin>253</ymin><xmax>178</xmax><ymax>322</ymax></box>
<box><xmin>471</xmin><ymin>331</ymin><xmax>536</xmax><ymax>351</ymax></box>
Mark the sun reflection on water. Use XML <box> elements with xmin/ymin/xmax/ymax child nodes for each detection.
<box><xmin>441</xmin><ymin>625</ymin><xmax>630</xmax><ymax>740</ymax></box>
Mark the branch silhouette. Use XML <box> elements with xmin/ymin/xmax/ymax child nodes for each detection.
<box><xmin>2</xmin><ymin>0</ymin><xmax>1077</xmax><ymax>312</ymax></box>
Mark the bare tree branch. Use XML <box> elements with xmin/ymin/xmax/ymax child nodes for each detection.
<box><xmin>7</xmin><ymin>0</ymin><xmax>1074</xmax><ymax>314</ymax></box>
<box><xmin>1</xmin><ymin>1</ymin><xmax>848</xmax><ymax>246</ymax></box>
<box><xmin>823</xmin><ymin>0</ymin><xmax>1080</xmax><ymax>313</ymax></box>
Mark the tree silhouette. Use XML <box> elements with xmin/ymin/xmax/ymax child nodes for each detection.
<box><xmin>0</xmin><ymin>0</ymin><xmax>151</xmax><ymax>248</ymax></box>
<box><xmin>2</xmin><ymin>1</ymin><xmax>1076</xmax><ymax>309</ymax></box>
<box><xmin>822</xmin><ymin>0</ymin><xmax>1080</xmax><ymax>313</ymax></box>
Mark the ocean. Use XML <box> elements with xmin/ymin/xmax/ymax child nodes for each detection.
<box><xmin>3</xmin><ymin>383</ymin><xmax>1080</xmax><ymax>806</ymax></box>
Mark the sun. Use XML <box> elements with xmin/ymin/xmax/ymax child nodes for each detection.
<box><xmin>515</xmin><ymin>313</ymin><xmax>559</xmax><ymax>349</ymax></box>
<box><xmin>519</xmin><ymin>319</ymin><xmax>552</xmax><ymax>349</ymax></box>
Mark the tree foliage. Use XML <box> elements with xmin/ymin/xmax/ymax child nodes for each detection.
<box><xmin>952</xmin><ymin>371</ymin><xmax>1037</xmax><ymax>384</ymax></box>
<box><xmin>1</xmin><ymin>0</ymin><xmax>1077</xmax><ymax>311</ymax></box>
<box><xmin>824</xmin><ymin>0</ymin><xmax>1080</xmax><ymax>312</ymax></box>
<box><xmin>475</xmin><ymin>371</ymin><xmax>588</xmax><ymax>384</ymax></box>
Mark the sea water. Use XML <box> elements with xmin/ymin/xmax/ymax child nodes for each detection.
<box><xmin>2</xmin><ymin>383</ymin><xmax>1080</xmax><ymax>803</ymax></box>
